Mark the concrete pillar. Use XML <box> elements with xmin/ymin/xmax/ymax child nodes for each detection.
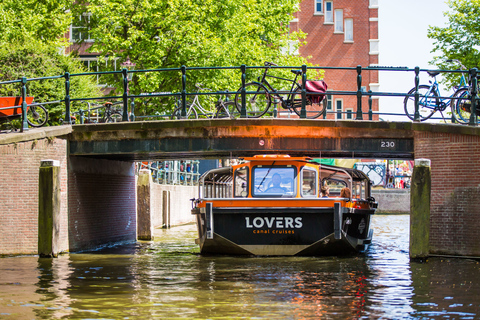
<box><xmin>38</xmin><ymin>159</ymin><xmax>61</xmax><ymax>258</ymax></box>
<box><xmin>162</xmin><ymin>190</ymin><xmax>171</xmax><ymax>228</ymax></box>
<box><xmin>137</xmin><ymin>169</ymin><xmax>154</xmax><ymax>240</ymax></box>
<box><xmin>410</xmin><ymin>158</ymin><xmax>431</xmax><ymax>261</ymax></box>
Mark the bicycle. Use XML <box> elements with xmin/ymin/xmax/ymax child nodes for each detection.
<box><xmin>234</xmin><ymin>61</ymin><xmax>327</xmax><ymax>119</ymax></box>
<box><xmin>72</xmin><ymin>101</ymin><xmax>123</xmax><ymax>124</ymax></box>
<box><xmin>449</xmin><ymin>69</ymin><xmax>480</xmax><ymax>124</ymax></box>
<box><xmin>403</xmin><ymin>59</ymin><xmax>468</xmax><ymax>122</ymax></box>
<box><xmin>170</xmin><ymin>84</ymin><xmax>237</xmax><ymax>119</ymax></box>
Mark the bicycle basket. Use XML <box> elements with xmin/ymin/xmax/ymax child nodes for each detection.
<box><xmin>305</xmin><ymin>80</ymin><xmax>328</xmax><ymax>103</ymax></box>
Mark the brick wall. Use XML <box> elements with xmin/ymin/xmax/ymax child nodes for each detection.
<box><xmin>68</xmin><ymin>157</ymin><xmax>136</xmax><ymax>252</ymax></box>
<box><xmin>0</xmin><ymin>138</ymin><xmax>69</xmax><ymax>255</ymax></box>
<box><xmin>414</xmin><ymin>131</ymin><xmax>480</xmax><ymax>256</ymax></box>
<box><xmin>292</xmin><ymin>0</ymin><xmax>379</xmax><ymax>119</ymax></box>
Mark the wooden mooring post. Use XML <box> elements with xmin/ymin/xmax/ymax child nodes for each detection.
<box><xmin>410</xmin><ymin>158</ymin><xmax>431</xmax><ymax>261</ymax></box>
<box><xmin>38</xmin><ymin>160</ymin><xmax>61</xmax><ymax>258</ymax></box>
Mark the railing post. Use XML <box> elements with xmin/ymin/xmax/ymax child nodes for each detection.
<box><xmin>122</xmin><ymin>68</ymin><xmax>129</xmax><ymax>121</ymax></box>
<box><xmin>64</xmin><ymin>72</ymin><xmax>71</xmax><ymax>125</ymax></box>
<box><xmin>130</xmin><ymin>98</ymin><xmax>135</xmax><ymax>122</ymax></box>
<box><xmin>79</xmin><ymin>109</ymin><xmax>85</xmax><ymax>124</ymax></box>
<box><xmin>414</xmin><ymin>66</ymin><xmax>420</xmax><ymax>121</ymax></box>
<box><xmin>469</xmin><ymin>68</ymin><xmax>478</xmax><ymax>126</ymax></box>
<box><xmin>368</xmin><ymin>90</ymin><xmax>373</xmax><ymax>120</ymax></box>
<box><xmin>301</xmin><ymin>64</ymin><xmax>307</xmax><ymax>118</ymax></box>
<box><xmin>240</xmin><ymin>64</ymin><xmax>247</xmax><ymax>118</ymax></box>
<box><xmin>181</xmin><ymin>65</ymin><xmax>187</xmax><ymax>118</ymax></box>
<box><xmin>355</xmin><ymin>65</ymin><xmax>363</xmax><ymax>120</ymax></box>
<box><xmin>20</xmin><ymin>77</ymin><xmax>29</xmax><ymax>132</ymax></box>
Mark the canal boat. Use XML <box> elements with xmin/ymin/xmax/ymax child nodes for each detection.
<box><xmin>191</xmin><ymin>155</ymin><xmax>378</xmax><ymax>256</ymax></box>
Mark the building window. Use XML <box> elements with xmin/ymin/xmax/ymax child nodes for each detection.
<box><xmin>326</xmin><ymin>93</ymin><xmax>332</xmax><ymax>111</ymax></box>
<box><xmin>281</xmin><ymin>40</ymin><xmax>299</xmax><ymax>56</ymax></box>
<box><xmin>369</xmin><ymin>39</ymin><xmax>379</xmax><ymax>55</ymax></box>
<box><xmin>79</xmin><ymin>56</ymin><xmax>119</xmax><ymax>85</ymax></box>
<box><xmin>345</xmin><ymin>108</ymin><xmax>353</xmax><ymax>119</ymax></box>
<box><xmin>334</xmin><ymin>9</ymin><xmax>343</xmax><ymax>33</ymax></box>
<box><xmin>369</xmin><ymin>0</ymin><xmax>379</xmax><ymax>8</ymax></box>
<box><xmin>71</xmin><ymin>12</ymin><xmax>93</xmax><ymax>42</ymax></box>
<box><xmin>314</xmin><ymin>0</ymin><xmax>323</xmax><ymax>14</ymax></box>
<box><xmin>325</xmin><ymin>2</ymin><xmax>333</xmax><ymax>23</ymax></box>
<box><xmin>345</xmin><ymin>18</ymin><xmax>353</xmax><ymax>42</ymax></box>
<box><xmin>336</xmin><ymin>99</ymin><xmax>343</xmax><ymax>119</ymax></box>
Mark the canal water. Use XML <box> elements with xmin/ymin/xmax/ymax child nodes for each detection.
<box><xmin>1</xmin><ymin>214</ymin><xmax>479</xmax><ymax>319</ymax></box>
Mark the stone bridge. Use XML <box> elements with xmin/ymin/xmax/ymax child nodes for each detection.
<box><xmin>1</xmin><ymin>119</ymin><xmax>480</xmax><ymax>258</ymax></box>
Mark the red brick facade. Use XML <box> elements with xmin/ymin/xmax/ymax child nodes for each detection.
<box><xmin>292</xmin><ymin>0</ymin><xmax>379</xmax><ymax>119</ymax></box>
<box><xmin>414</xmin><ymin>131</ymin><xmax>480</xmax><ymax>256</ymax></box>
<box><xmin>0</xmin><ymin>137</ymin><xmax>137</xmax><ymax>255</ymax></box>
<box><xmin>67</xmin><ymin>157</ymin><xmax>137</xmax><ymax>252</ymax></box>
<box><xmin>0</xmin><ymin>138</ymin><xmax>69</xmax><ymax>255</ymax></box>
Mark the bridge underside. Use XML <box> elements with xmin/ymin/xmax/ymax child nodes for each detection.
<box><xmin>68</xmin><ymin>119</ymin><xmax>416</xmax><ymax>160</ymax></box>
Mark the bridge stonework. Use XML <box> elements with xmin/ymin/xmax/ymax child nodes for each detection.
<box><xmin>414</xmin><ymin>131</ymin><xmax>480</xmax><ymax>257</ymax></box>
<box><xmin>68</xmin><ymin>157</ymin><xmax>136</xmax><ymax>252</ymax></box>
<box><xmin>0</xmin><ymin>127</ymin><xmax>137</xmax><ymax>255</ymax></box>
<box><xmin>0</xmin><ymin>136</ymin><xmax>69</xmax><ymax>255</ymax></box>
<box><xmin>2</xmin><ymin>122</ymin><xmax>480</xmax><ymax>258</ymax></box>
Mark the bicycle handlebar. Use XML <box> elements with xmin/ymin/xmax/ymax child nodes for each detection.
<box><xmin>264</xmin><ymin>61</ymin><xmax>278</xmax><ymax>67</ymax></box>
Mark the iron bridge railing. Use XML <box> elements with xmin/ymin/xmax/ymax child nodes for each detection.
<box><xmin>1</xmin><ymin>64</ymin><xmax>479</xmax><ymax>132</ymax></box>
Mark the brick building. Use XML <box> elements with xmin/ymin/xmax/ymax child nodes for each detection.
<box><xmin>290</xmin><ymin>0</ymin><xmax>379</xmax><ymax>119</ymax></box>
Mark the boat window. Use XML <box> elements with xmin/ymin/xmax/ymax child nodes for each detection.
<box><xmin>301</xmin><ymin>167</ymin><xmax>317</xmax><ymax>197</ymax></box>
<box><xmin>252</xmin><ymin>166</ymin><xmax>296</xmax><ymax>197</ymax></box>
<box><xmin>322</xmin><ymin>179</ymin><xmax>347</xmax><ymax>197</ymax></box>
<box><xmin>201</xmin><ymin>168</ymin><xmax>233</xmax><ymax>198</ymax></box>
<box><xmin>353</xmin><ymin>181</ymin><xmax>363</xmax><ymax>199</ymax></box>
<box><xmin>234</xmin><ymin>166</ymin><xmax>249</xmax><ymax>197</ymax></box>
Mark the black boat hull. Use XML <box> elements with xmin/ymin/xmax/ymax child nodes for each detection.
<box><xmin>194</xmin><ymin>207</ymin><xmax>374</xmax><ymax>256</ymax></box>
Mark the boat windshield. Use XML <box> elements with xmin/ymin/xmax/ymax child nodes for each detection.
<box><xmin>252</xmin><ymin>166</ymin><xmax>296</xmax><ymax>197</ymax></box>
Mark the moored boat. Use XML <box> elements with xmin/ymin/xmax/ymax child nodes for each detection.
<box><xmin>191</xmin><ymin>155</ymin><xmax>378</xmax><ymax>256</ymax></box>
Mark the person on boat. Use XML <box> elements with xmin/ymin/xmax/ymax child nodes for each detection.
<box><xmin>321</xmin><ymin>186</ymin><xmax>330</xmax><ymax>198</ymax></box>
<box><xmin>266</xmin><ymin>173</ymin><xmax>286</xmax><ymax>193</ymax></box>
<box><xmin>340</xmin><ymin>187</ymin><xmax>351</xmax><ymax>199</ymax></box>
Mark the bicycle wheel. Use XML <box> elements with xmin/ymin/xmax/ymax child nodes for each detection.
<box><xmin>106</xmin><ymin>111</ymin><xmax>123</xmax><ymax>123</ymax></box>
<box><xmin>404</xmin><ymin>85</ymin><xmax>438</xmax><ymax>121</ymax></box>
<box><xmin>215</xmin><ymin>101</ymin><xmax>238</xmax><ymax>118</ymax></box>
<box><xmin>451</xmin><ymin>88</ymin><xmax>480</xmax><ymax>124</ymax></box>
<box><xmin>170</xmin><ymin>105</ymin><xmax>198</xmax><ymax>119</ymax></box>
<box><xmin>235</xmin><ymin>82</ymin><xmax>271</xmax><ymax>118</ymax></box>
<box><xmin>291</xmin><ymin>88</ymin><xmax>327</xmax><ymax>119</ymax></box>
<box><xmin>27</xmin><ymin>105</ymin><xmax>48</xmax><ymax>127</ymax></box>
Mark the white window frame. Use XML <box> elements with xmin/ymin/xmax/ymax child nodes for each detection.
<box><xmin>79</xmin><ymin>56</ymin><xmax>119</xmax><ymax>86</ymax></box>
<box><xmin>344</xmin><ymin>18</ymin><xmax>353</xmax><ymax>42</ymax></box>
<box><xmin>71</xmin><ymin>12</ymin><xmax>94</xmax><ymax>42</ymax></box>
<box><xmin>324</xmin><ymin>1</ymin><xmax>333</xmax><ymax>24</ymax></box>
<box><xmin>345</xmin><ymin>108</ymin><xmax>354</xmax><ymax>120</ymax></box>
<box><xmin>369</xmin><ymin>0</ymin><xmax>379</xmax><ymax>8</ymax></box>
<box><xmin>314</xmin><ymin>0</ymin><xmax>323</xmax><ymax>15</ymax></box>
<box><xmin>369</xmin><ymin>39</ymin><xmax>379</xmax><ymax>55</ymax></box>
<box><xmin>334</xmin><ymin>9</ymin><xmax>343</xmax><ymax>33</ymax></box>
<box><xmin>335</xmin><ymin>99</ymin><xmax>343</xmax><ymax>119</ymax></box>
<box><xmin>326</xmin><ymin>93</ymin><xmax>333</xmax><ymax>111</ymax></box>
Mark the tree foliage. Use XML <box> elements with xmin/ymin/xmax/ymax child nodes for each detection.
<box><xmin>428</xmin><ymin>0</ymin><xmax>480</xmax><ymax>87</ymax></box>
<box><xmin>0</xmin><ymin>0</ymin><xmax>71</xmax><ymax>46</ymax></box>
<box><xmin>0</xmin><ymin>41</ymin><xmax>101</xmax><ymax>125</ymax></box>
<box><xmin>72</xmin><ymin>0</ymin><xmax>320</xmax><ymax>116</ymax></box>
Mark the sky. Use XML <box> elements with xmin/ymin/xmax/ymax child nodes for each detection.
<box><xmin>378</xmin><ymin>0</ymin><xmax>450</xmax><ymax>120</ymax></box>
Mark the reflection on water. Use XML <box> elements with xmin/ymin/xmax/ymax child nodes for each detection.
<box><xmin>0</xmin><ymin>215</ymin><xmax>479</xmax><ymax>319</ymax></box>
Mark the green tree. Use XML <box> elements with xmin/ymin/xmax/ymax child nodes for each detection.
<box><xmin>72</xmin><ymin>0</ymin><xmax>321</xmax><ymax>116</ymax></box>
<box><xmin>428</xmin><ymin>0</ymin><xmax>480</xmax><ymax>87</ymax></box>
<box><xmin>0</xmin><ymin>40</ymin><xmax>101</xmax><ymax>126</ymax></box>
<box><xmin>0</xmin><ymin>0</ymin><xmax>72</xmax><ymax>46</ymax></box>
